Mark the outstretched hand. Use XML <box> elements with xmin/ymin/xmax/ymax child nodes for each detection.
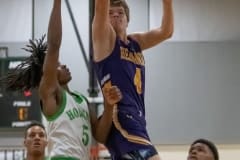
<box><xmin>103</xmin><ymin>85</ymin><xmax>122</xmax><ymax>106</ymax></box>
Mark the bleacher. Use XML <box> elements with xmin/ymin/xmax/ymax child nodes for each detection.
<box><xmin>0</xmin><ymin>147</ymin><xmax>25</xmax><ymax>160</ymax></box>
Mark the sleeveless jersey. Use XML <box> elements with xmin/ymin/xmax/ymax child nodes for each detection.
<box><xmin>93</xmin><ymin>37</ymin><xmax>152</xmax><ymax>158</ymax></box>
<box><xmin>44</xmin><ymin>90</ymin><xmax>92</xmax><ymax>160</ymax></box>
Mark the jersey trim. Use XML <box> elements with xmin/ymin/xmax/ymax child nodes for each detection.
<box><xmin>46</xmin><ymin>90</ymin><xmax>67</xmax><ymax>121</ymax></box>
<box><xmin>50</xmin><ymin>156</ymin><xmax>79</xmax><ymax>160</ymax></box>
<box><xmin>112</xmin><ymin>105</ymin><xmax>152</xmax><ymax>145</ymax></box>
<box><xmin>71</xmin><ymin>91</ymin><xmax>88</xmax><ymax>103</ymax></box>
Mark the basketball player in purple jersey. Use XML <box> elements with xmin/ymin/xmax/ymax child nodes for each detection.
<box><xmin>92</xmin><ymin>0</ymin><xmax>174</xmax><ymax>159</ymax></box>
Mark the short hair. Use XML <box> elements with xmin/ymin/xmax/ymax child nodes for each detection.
<box><xmin>0</xmin><ymin>35</ymin><xmax>47</xmax><ymax>91</ymax></box>
<box><xmin>191</xmin><ymin>139</ymin><xmax>219</xmax><ymax>160</ymax></box>
<box><xmin>24</xmin><ymin>120</ymin><xmax>46</xmax><ymax>138</ymax></box>
<box><xmin>110</xmin><ymin>0</ymin><xmax>130</xmax><ymax>22</ymax></box>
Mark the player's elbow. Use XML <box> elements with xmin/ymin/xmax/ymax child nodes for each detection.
<box><xmin>163</xmin><ymin>28</ymin><xmax>174</xmax><ymax>39</ymax></box>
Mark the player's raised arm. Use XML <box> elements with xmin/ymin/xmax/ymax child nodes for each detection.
<box><xmin>130</xmin><ymin>0</ymin><xmax>174</xmax><ymax>50</ymax></box>
<box><xmin>39</xmin><ymin>0</ymin><xmax>62</xmax><ymax>116</ymax></box>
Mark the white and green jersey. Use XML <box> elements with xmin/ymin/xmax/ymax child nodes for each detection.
<box><xmin>44</xmin><ymin>90</ymin><xmax>92</xmax><ymax>160</ymax></box>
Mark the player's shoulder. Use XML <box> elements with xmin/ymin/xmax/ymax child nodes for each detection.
<box><xmin>71</xmin><ymin>90</ymin><xmax>89</xmax><ymax>104</ymax></box>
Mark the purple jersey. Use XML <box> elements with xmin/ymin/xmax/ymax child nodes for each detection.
<box><xmin>94</xmin><ymin>37</ymin><xmax>152</xmax><ymax>158</ymax></box>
